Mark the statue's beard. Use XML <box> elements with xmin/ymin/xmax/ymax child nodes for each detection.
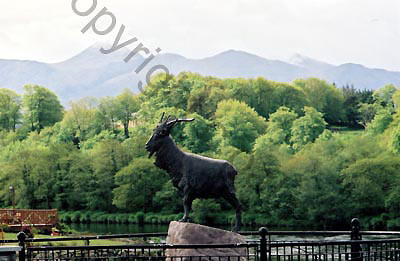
<box><xmin>148</xmin><ymin>149</ymin><xmax>155</xmax><ymax>158</ymax></box>
<box><xmin>145</xmin><ymin>143</ymin><xmax>156</xmax><ymax>158</ymax></box>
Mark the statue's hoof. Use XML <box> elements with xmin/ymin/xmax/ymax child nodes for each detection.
<box><xmin>179</xmin><ymin>217</ymin><xmax>189</xmax><ymax>222</ymax></box>
<box><xmin>231</xmin><ymin>225</ymin><xmax>241</xmax><ymax>233</ymax></box>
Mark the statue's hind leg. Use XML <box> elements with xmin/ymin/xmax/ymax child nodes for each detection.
<box><xmin>224</xmin><ymin>192</ymin><xmax>242</xmax><ymax>232</ymax></box>
<box><xmin>179</xmin><ymin>194</ymin><xmax>193</xmax><ymax>222</ymax></box>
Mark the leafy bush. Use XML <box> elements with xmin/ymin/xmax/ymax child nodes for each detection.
<box><xmin>135</xmin><ymin>212</ymin><xmax>145</xmax><ymax>225</ymax></box>
<box><xmin>192</xmin><ymin>199</ymin><xmax>221</xmax><ymax>225</ymax></box>
<box><xmin>115</xmin><ymin>214</ymin><xmax>129</xmax><ymax>224</ymax></box>
<box><xmin>70</xmin><ymin>211</ymin><xmax>82</xmax><ymax>223</ymax></box>
<box><xmin>59</xmin><ymin>212</ymin><xmax>72</xmax><ymax>223</ymax></box>
<box><xmin>79</xmin><ymin>211</ymin><xmax>92</xmax><ymax>223</ymax></box>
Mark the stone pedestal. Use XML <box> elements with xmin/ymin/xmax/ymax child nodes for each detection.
<box><xmin>166</xmin><ymin>221</ymin><xmax>247</xmax><ymax>260</ymax></box>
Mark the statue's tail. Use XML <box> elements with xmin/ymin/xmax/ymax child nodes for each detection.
<box><xmin>226</xmin><ymin>164</ymin><xmax>238</xmax><ymax>193</ymax></box>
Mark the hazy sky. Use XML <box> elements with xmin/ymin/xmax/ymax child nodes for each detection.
<box><xmin>0</xmin><ymin>0</ymin><xmax>399</xmax><ymax>71</ymax></box>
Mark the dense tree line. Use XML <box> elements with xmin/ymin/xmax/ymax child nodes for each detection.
<box><xmin>1</xmin><ymin>73</ymin><xmax>400</xmax><ymax>229</ymax></box>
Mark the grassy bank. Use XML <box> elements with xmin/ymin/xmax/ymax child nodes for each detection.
<box><xmin>59</xmin><ymin>211</ymin><xmax>182</xmax><ymax>225</ymax></box>
<box><xmin>2</xmin><ymin>232</ymin><xmax>145</xmax><ymax>246</ymax></box>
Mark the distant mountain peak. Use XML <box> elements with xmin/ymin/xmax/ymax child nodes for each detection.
<box><xmin>214</xmin><ymin>49</ymin><xmax>262</xmax><ymax>58</ymax></box>
<box><xmin>1</xmin><ymin>47</ymin><xmax>400</xmax><ymax>106</ymax></box>
<box><xmin>288</xmin><ymin>53</ymin><xmax>311</xmax><ymax>64</ymax></box>
<box><xmin>58</xmin><ymin>42</ymin><xmax>141</xmax><ymax>67</ymax></box>
<box><xmin>287</xmin><ymin>53</ymin><xmax>333</xmax><ymax>71</ymax></box>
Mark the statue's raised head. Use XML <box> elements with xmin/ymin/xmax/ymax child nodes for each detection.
<box><xmin>145</xmin><ymin>112</ymin><xmax>194</xmax><ymax>158</ymax></box>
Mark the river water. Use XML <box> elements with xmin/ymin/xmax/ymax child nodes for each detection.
<box><xmin>67</xmin><ymin>223</ymin><xmax>399</xmax><ymax>242</ymax></box>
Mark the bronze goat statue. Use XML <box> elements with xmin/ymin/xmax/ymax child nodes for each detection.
<box><xmin>145</xmin><ymin>113</ymin><xmax>243</xmax><ymax>232</ymax></box>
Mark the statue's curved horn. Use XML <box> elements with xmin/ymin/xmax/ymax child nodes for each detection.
<box><xmin>166</xmin><ymin>118</ymin><xmax>195</xmax><ymax>127</ymax></box>
<box><xmin>159</xmin><ymin>112</ymin><xmax>165</xmax><ymax>123</ymax></box>
<box><xmin>176</xmin><ymin>118</ymin><xmax>195</xmax><ymax>123</ymax></box>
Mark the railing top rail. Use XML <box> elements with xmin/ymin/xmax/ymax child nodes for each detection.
<box><xmin>0</xmin><ymin>239</ymin><xmax>19</xmax><ymax>243</ymax></box>
<box><xmin>362</xmin><ymin>231</ymin><xmax>400</xmax><ymax>235</ymax></box>
<box><xmin>242</xmin><ymin>230</ymin><xmax>400</xmax><ymax>236</ymax></box>
<box><xmin>3</xmin><ymin>230</ymin><xmax>400</xmax><ymax>244</ymax></box>
<box><xmin>270</xmin><ymin>237</ymin><xmax>400</xmax><ymax>247</ymax></box>
<box><xmin>27</xmin><ymin>242</ymin><xmax>259</xmax><ymax>251</ymax></box>
<box><xmin>23</xmin><ymin>232</ymin><xmax>169</xmax><ymax>243</ymax></box>
<box><xmin>242</xmin><ymin>231</ymin><xmax>351</xmax><ymax>236</ymax></box>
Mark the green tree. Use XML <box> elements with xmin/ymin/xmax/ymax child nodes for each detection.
<box><xmin>271</xmin><ymin>82</ymin><xmax>308</xmax><ymax>116</ymax></box>
<box><xmin>192</xmin><ymin>199</ymin><xmax>222</xmax><ymax>224</ymax></box>
<box><xmin>53</xmin><ymin>148</ymin><xmax>93</xmax><ymax>210</ymax></box>
<box><xmin>236</xmin><ymin>138</ymin><xmax>280</xmax><ymax>212</ymax></box>
<box><xmin>88</xmin><ymin>140</ymin><xmax>130</xmax><ymax>211</ymax></box>
<box><xmin>153</xmin><ymin>180</ymin><xmax>182</xmax><ymax>213</ymax></box>
<box><xmin>264</xmin><ymin>106</ymin><xmax>298</xmax><ymax>145</ymax></box>
<box><xmin>246</xmin><ymin>78</ymin><xmax>305</xmax><ymax>118</ymax></box>
<box><xmin>23</xmin><ymin>85</ymin><xmax>63</xmax><ymax>133</ymax></box>
<box><xmin>392</xmin><ymin>90</ymin><xmax>400</xmax><ymax>109</ymax></box>
<box><xmin>225</xmin><ymin>78</ymin><xmax>256</xmax><ymax>110</ymax></box>
<box><xmin>251</xmin><ymin>78</ymin><xmax>276</xmax><ymax>118</ymax></box>
<box><xmin>293</xmin><ymin>78</ymin><xmax>345</xmax><ymax>124</ymax></box>
<box><xmin>183</xmin><ymin>113</ymin><xmax>215</xmax><ymax>153</ymax></box>
<box><xmin>60</xmin><ymin>97</ymin><xmax>98</xmax><ymax>144</ymax></box>
<box><xmin>115</xmin><ymin>89</ymin><xmax>140</xmax><ymax>138</ymax></box>
<box><xmin>357</xmin><ymin>103</ymin><xmax>378</xmax><ymax>128</ymax></box>
<box><xmin>290</xmin><ymin>107</ymin><xmax>327</xmax><ymax>151</ymax></box>
<box><xmin>373</xmin><ymin>84</ymin><xmax>398</xmax><ymax>108</ymax></box>
<box><xmin>285</xmin><ymin>144</ymin><xmax>348</xmax><ymax>227</ymax></box>
<box><xmin>187</xmin><ymin>79</ymin><xmax>228</xmax><ymax>119</ymax></box>
<box><xmin>2</xmin><ymin>142</ymin><xmax>60</xmax><ymax>208</ymax></box>
<box><xmin>142</xmin><ymin>72</ymin><xmax>199</xmax><ymax>111</ymax></box>
<box><xmin>113</xmin><ymin>157</ymin><xmax>167</xmax><ymax>212</ymax></box>
<box><xmin>0</xmin><ymin>89</ymin><xmax>21</xmax><ymax>132</ymax></box>
<box><xmin>341</xmin><ymin>85</ymin><xmax>360</xmax><ymax>126</ymax></box>
<box><xmin>391</xmin><ymin>125</ymin><xmax>400</xmax><ymax>154</ymax></box>
<box><xmin>214</xmin><ymin>99</ymin><xmax>267</xmax><ymax>152</ymax></box>
<box><xmin>342</xmin><ymin>156</ymin><xmax>400</xmax><ymax>217</ymax></box>
<box><xmin>96</xmin><ymin>97</ymin><xmax>120</xmax><ymax>132</ymax></box>
<box><xmin>367</xmin><ymin>108</ymin><xmax>393</xmax><ymax>134</ymax></box>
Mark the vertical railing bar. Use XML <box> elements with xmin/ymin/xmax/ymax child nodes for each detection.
<box><xmin>17</xmin><ymin>232</ymin><xmax>26</xmax><ymax>261</ymax></box>
<box><xmin>298</xmin><ymin>245</ymin><xmax>301</xmax><ymax>261</ymax></box>
<box><xmin>259</xmin><ymin>227</ymin><xmax>268</xmax><ymax>261</ymax></box>
<box><xmin>290</xmin><ymin>241</ymin><xmax>293</xmax><ymax>260</ymax></box>
<box><xmin>283</xmin><ymin>241</ymin><xmax>286</xmax><ymax>259</ymax></box>
<box><xmin>331</xmin><ymin>244</ymin><xmax>334</xmax><ymax>261</ymax></box>
<box><xmin>318</xmin><ymin>243</ymin><xmax>321</xmax><ymax>261</ymax></box>
<box><xmin>305</xmin><ymin>246</ymin><xmax>309</xmax><ymax>261</ymax></box>
<box><xmin>312</xmin><ymin>244</ymin><xmax>314</xmax><ymax>261</ymax></box>
<box><xmin>275</xmin><ymin>244</ymin><xmax>277</xmax><ymax>261</ymax></box>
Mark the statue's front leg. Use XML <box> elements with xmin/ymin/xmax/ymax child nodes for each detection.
<box><xmin>179</xmin><ymin>194</ymin><xmax>192</xmax><ymax>222</ymax></box>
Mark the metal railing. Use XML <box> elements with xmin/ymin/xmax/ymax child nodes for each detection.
<box><xmin>5</xmin><ymin>218</ymin><xmax>400</xmax><ymax>261</ymax></box>
<box><xmin>25</xmin><ymin>243</ymin><xmax>258</xmax><ymax>260</ymax></box>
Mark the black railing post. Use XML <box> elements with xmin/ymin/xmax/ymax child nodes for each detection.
<box><xmin>259</xmin><ymin>227</ymin><xmax>268</xmax><ymax>261</ymax></box>
<box><xmin>17</xmin><ymin>231</ymin><xmax>26</xmax><ymax>261</ymax></box>
<box><xmin>351</xmin><ymin>218</ymin><xmax>363</xmax><ymax>261</ymax></box>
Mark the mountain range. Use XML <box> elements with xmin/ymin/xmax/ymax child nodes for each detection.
<box><xmin>1</xmin><ymin>43</ymin><xmax>400</xmax><ymax>104</ymax></box>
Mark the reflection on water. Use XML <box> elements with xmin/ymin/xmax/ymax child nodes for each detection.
<box><xmin>67</xmin><ymin>223</ymin><xmax>260</xmax><ymax>235</ymax></box>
